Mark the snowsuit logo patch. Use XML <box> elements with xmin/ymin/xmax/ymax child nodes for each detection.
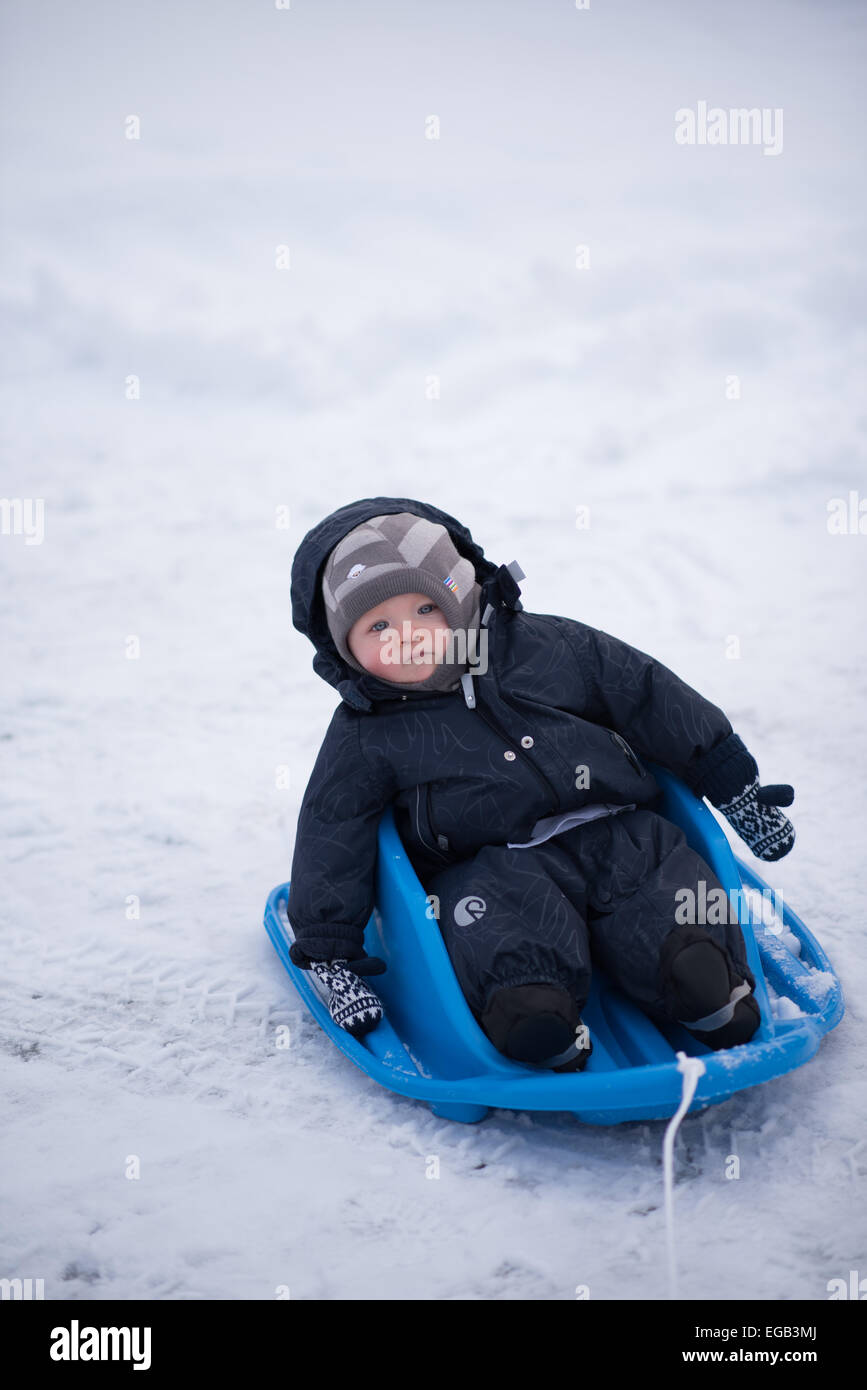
<box><xmin>454</xmin><ymin>895</ymin><xmax>486</xmax><ymax>926</ymax></box>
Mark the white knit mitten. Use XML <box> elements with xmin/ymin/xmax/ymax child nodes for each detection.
<box><xmin>717</xmin><ymin>778</ymin><xmax>795</xmax><ymax>862</ymax></box>
<box><xmin>308</xmin><ymin>958</ymin><xmax>383</xmax><ymax>1037</ymax></box>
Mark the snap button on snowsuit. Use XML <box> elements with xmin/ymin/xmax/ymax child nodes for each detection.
<box><xmin>521</xmin><ymin>735</ymin><xmax>534</xmax><ymax>747</ymax></box>
<box><xmin>504</xmin><ymin>750</ymin><xmax>516</xmax><ymax>760</ymax></box>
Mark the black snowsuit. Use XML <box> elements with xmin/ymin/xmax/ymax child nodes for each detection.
<box><xmin>287</xmin><ymin>496</ymin><xmax>759</xmax><ymax>1046</ymax></box>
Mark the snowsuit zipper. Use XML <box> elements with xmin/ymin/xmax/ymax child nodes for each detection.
<box><xmin>414</xmin><ymin>784</ymin><xmax>450</xmax><ymax>861</ymax></box>
<box><xmin>425</xmin><ymin>784</ymin><xmax>451</xmax><ymax>858</ymax></box>
<box><xmin>608</xmin><ymin>729</ymin><xmax>647</xmax><ymax>777</ymax></box>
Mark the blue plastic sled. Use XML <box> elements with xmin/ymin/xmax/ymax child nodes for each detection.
<box><xmin>264</xmin><ymin>764</ymin><xmax>843</xmax><ymax>1124</ymax></box>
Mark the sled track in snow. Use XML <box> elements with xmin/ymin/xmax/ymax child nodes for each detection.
<box><xmin>0</xmin><ymin>930</ymin><xmax>330</xmax><ymax>1122</ymax></box>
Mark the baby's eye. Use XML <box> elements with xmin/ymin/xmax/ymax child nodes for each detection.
<box><xmin>370</xmin><ymin>604</ymin><xmax>438</xmax><ymax>632</ymax></box>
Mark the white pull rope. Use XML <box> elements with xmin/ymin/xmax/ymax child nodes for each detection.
<box><xmin>663</xmin><ymin>1052</ymin><xmax>707</xmax><ymax>1299</ymax></box>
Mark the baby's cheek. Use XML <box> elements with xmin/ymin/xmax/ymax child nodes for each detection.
<box><xmin>374</xmin><ymin>637</ymin><xmax>400</xmax><ymax>670</ymax></box>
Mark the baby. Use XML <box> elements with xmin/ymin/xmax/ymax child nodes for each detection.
<box><xmin>287</xmin><ymin>497</ymin><xmax>795</xmax><ymax>1072</ymax></box>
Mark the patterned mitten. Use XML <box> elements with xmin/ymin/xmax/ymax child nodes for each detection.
<box><xmin>717</xmin><ymin>778</ymin><xmax>795</xmax><ymax>862</ymax></box>
<box><xmin>307</xmin><ymin>958</ymin><xmax>384</xmax><ymax>1037</ymax></box>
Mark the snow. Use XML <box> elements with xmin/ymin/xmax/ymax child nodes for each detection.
<box><xmin>768</xmin><ymin>992</ymin><xmax>807</xmax><ymax>1023</ymax></box>
<box><xmin>1</xmin><ymin>0</ymin><xmax>866</xmax><ymax>1302</ymax></box>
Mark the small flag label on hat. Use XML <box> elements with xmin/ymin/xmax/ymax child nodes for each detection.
<box><xmin>442</xmin><ymin>574</ymin><xmax>460</xmax><ymax>597</ymax></box>
<box><xmin>348</xmin><ymin>563</ymin><xmax>366</xmax><ymax>578</ymax></box>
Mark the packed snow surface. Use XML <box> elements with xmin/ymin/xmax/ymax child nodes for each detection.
<box><xmin>1</xmin><ymin>0</ymin><xmax>865</xmax><ymax>1300</ymax></box>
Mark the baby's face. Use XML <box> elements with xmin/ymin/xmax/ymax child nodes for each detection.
<box><xmin>347</xmin><ymin>591</ymin><xmax>453</xmax><ymax>684</ymax></box>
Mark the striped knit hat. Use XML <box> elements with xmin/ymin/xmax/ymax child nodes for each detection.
<box><xmin>321</xmin><ymin>511</ymin><xmax>482</xmax><ymax>692</ymax></box>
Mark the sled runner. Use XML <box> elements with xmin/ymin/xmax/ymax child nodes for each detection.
<box><xmin>264</xmin><ymin>764</ymin><xmax>843</xmax><ymax>1125</ymax></box>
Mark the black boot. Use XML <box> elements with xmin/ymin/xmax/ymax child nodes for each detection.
<box><xmin>480</xmin><ymin>983</ymin><xmax>592</xmax><ymax>1072</ymax></box>
<box><xmin>661</xmin><ymin>927</ymin><xmax>760</xmax><ymax>1050</ymax></box>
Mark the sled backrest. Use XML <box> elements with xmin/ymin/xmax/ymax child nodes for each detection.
<box><xmin>367</xmin><ymin>807</ymin><xmax>520</xmax><ymax>1076</ymax></box>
